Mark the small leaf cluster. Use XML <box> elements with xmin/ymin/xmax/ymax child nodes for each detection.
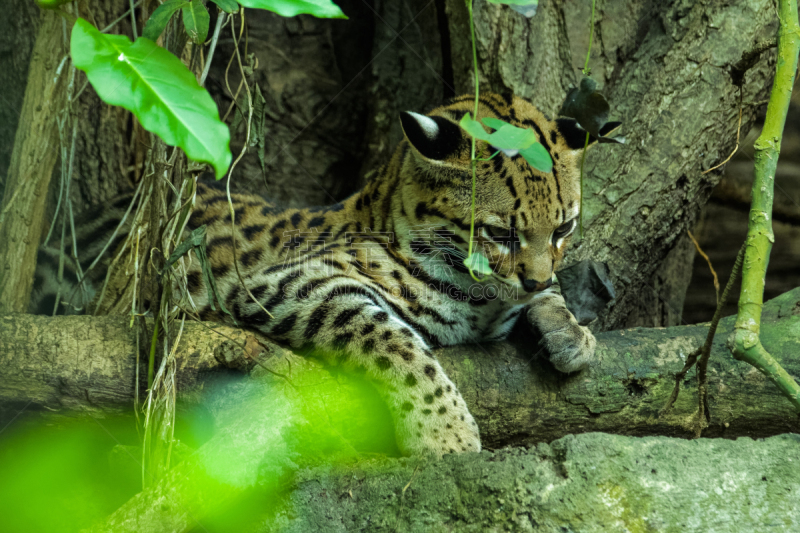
<box><xmin>459</xmin><ymin>114</ymin><xmax>553</xmax><ymax>172</ymax></box>
<box><xmin>67</xmin><ymin>0</ymin><xmax>347</xmax><ymax>179</ymax></box>
<box><xmin>146</xmin><ymin>0</ymin><xmax>346</xmax><ymax>43</ymax></box>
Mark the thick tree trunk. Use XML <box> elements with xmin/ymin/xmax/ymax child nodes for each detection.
<box><xmin>0</xmin><ymin>10</ymin><xmax>68</xmax><ymax>314</ymax></box>
<box><xmin>0</xmin><ymin>0</ymin><xmax>39</xmax><ymax>197</ymax></box>
<box><xmin>3</xmin><ymin>287</ymin><xmax>799</xmax><ymax>445</ymax></box>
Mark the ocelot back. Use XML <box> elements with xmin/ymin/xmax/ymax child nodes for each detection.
<box><xmin>33</xmin><ymin>93</ymin><xmax>609</xmax><ymax>456</ymax></box>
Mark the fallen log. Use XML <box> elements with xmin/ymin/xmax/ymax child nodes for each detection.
<box><xmin>1</xmin><ymin>287</ymin><xmax>799</xmax><ymax>445</ymax></box>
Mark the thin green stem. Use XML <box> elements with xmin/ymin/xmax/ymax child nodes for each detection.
<box><xmin>578</xmin><ymin>131</ymin><xmax>589</xmax><ymax>237</ymax></box>
<box><xmin>476</xmin><ymin>150</ymin><xmax>501</xmax><ymax>162</ymax></box>
<box><xmin>730</xmin><ymin>0</ymin><xmax>800</xmax><ymax>411</ymax></box>
<box><xmin>582</xmin><ymin>0</ymin><xmax>596</xmax><ymax>76</ymax></box>
<box><xmin>465</xmin><ymin>0</ymin><xmax>486</xmax><ymax>282</ymax></box>
<box><xmin>577</xmin><ymin>0</ymin><xmax>597</xmax><ymax>235</ymax></box>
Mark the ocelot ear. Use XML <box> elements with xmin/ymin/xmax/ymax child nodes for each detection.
<box><xmin>400</xmin><ymin>111</ymin><xmax>463</xmax><ymax>161</ymax></box>
<box><xmin>555</xmin><ymin>118</ymin><xmax>623</xmax><ymax>150</ymax></box>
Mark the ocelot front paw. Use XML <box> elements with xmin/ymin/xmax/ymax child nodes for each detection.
<box><xmin>527</xmin><ymin>290</ymin><xmax>596</xmax><ymax>373</ymax></box>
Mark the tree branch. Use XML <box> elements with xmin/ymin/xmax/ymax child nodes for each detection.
<box><xmin>3</xmin><ymin>287</ymin><xmax>799</xmax><ymax>445</ymax></box>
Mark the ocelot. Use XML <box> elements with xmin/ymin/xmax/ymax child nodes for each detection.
<box><xmin>33</xmin><ymin>93</ymin><xmax>614</xmax><ymax>456</ymax></box>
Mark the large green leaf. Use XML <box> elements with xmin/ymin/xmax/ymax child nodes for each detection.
<box><xmin>519</xmin><ymin>143</ymin><xmax>552</xmax><ymax>173</ymax></box>
<box><xmin>209</xmin><ymin>0</ymin><xmax>240</xmax><ymax>13</ymax></box>
<box><xmin>459</xmin><ymin>113</ymin><xmax>537</xmax><ymax>150</ymax></box>
<box><xmin>182</xmin><ymin>0</ymin><xmax>210</xmax><ymax>44</ymax></box>
<box><xmin>71</xmin><ymin>18</ymin><xmax>232</xmax><ymax>179</ymax></box>
<box><xmin>143</xmin><ymin>0</ymin><xmax>188</xmax><ymax>42</ymax></box>
<box><xmin>236</xmin><ymin>0</ymin><xmax>347</xmax><ymax>18</ymax></box>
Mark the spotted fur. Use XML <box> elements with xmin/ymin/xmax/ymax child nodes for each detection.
<box><xmin>33</xmin><ymin>93</ymin><xmax>609</xmax><ymax>456</ymax></box>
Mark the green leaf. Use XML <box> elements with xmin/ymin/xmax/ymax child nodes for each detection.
<box><xmin>519</xmin><ymin>143</ymin><xmax>553</xmax><ymax>173</ymax></box>
<box><xmin>143</xmin><ymin>0</ymin><xmax>188</xmax><ymax>42</ymax></box>
<box><xmin>236</xmin><ymin>0</ymin><xmax>347</xmax><ymax>18</ymax></box>
<box><xmin>182</xmin><ymin>0</ymin><xmax>211</xmax><ymax>44</ymax></box>
<box><xmin>459</xmin><ymin>113</ymin><xmax>492</xmax><ymax>141</ymax></box>
<box><xmin>209</xmin><ymin>0</ymin><xmax>240</xmax><ymax>13</ymax></box>
<box><xmin>480</xmin><ymin>117</ymin><xmax>508</xmax><ymax>131</ymax></box>
<box><xmin>71</xmin><ymin>18</ymin><xmax>232</xmax><ymax>179</ymax></box>
<box><xmin>488</xmin><ymin>124</ymin><xmax>538</xmax><ymax>150</ymax></box>
<box><xmin>460</xmin><ymin>114</ymin><xmax>537</xmax><ymax>150</ymax></box>
<box><xmin>463</xmin><ymin>252</ymin><xmax>493</xmax><ymax>276</ymax></box>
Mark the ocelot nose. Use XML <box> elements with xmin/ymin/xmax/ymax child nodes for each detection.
<box><xmin>523</xmin><ymin>277</ymin><xmax>552</xmax><ymax>293</ymax></box>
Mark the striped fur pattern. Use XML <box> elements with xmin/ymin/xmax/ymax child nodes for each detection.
<box><xmin>33</xmin><ymin>93</ymin><xmax>604</xmax><ymax>456</ymax></box>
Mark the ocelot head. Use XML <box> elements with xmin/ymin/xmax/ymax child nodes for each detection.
<box><xmin>397</xmin><ymin>92</ymin><xmax>619</xmax><ymax>300</ymax></box>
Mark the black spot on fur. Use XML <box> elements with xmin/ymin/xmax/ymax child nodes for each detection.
<box><xmin>382</xmin><ymin>331</ymin><xmax>393</xmax><ymax>340</ymax></box>
<box><xmin>211</xmin><ymin>264</ymin><xmax>230</xmax><ymax>279</ymax></box>
<box><xmin>207</xmin><ymin>236</ymin><xmax>234</xmax><ymax>254</ymax></box>
<box><xmin>239</xmin><ymin>249</ymin><xmax>262</xmax><ymax>268</ymax></box>
<box><xmin>272</xmin><ymin>313</ymin><xmax>297</xmax><ymax>336</ymax></box>
<box><xmin>304</xmin><ymin>305</ymin><xmax>330</xmax><ymax>338</ymax></box>
<box><xmin>424</xmin><ymin>394</ymin><xmax>434</xmax><ymax>404</ymax></box>
<box><xmin>438</xmin><ymin>406</ymin><xmax>447</xmax><ymax>414</ymax></box>
<box><xmin>333</xmin><ymin>306</ymin><xmax>364</xmax><ymax>328</ymax></box>
<box><xmin>333</xmin><ymin>333</ymin><xmax>353</xmax><ymax>350</ymax></box>
<box><xmin>424</xmin><ymin>365</ymin><xmax>436</xmax><ymax>380</ymax></box>
<box><xmin>374</xmin><ymin>311</ymin><xmax>389</xmax><ymax>322</ymax></box>
<box><xmin>402</xmin><ymin>402</ymin><xmax>414</xmax><ymax>411</ymax></box>
<box><xmin>290</xmin><ymin>213</ymin><xmax>302</xmax><ymax>228</ymax></box>
<box><xmin>376</xmin><ymin>356</ymin><xmax>392</xmax><ymax>370</ymax></box>
<box><xmin>242</xmin><ymin>224</ymin><xmax>265</xmax><ymax>241</ymax></box>
<box><xmin>405</xmin><ymin>373</ymin><xmax>418</xmax><ymax>387</ymax></box>
<box><xmin>422</xmin><ymin>409</ymin><xmax>432</xmax><ymax>415</ymax></box>
<box><xmin>361</xmin><ymin>323</ymin><xmax>376</xmax><ymax>336</ymax></box>
<box><xmin>187</xmin><ymin>271</ymin><xmax>202</xmax><ymax>292</ymax></box>
<box><xmin>434</xmin><ymin>387</ymin><xmax>443</xmax><ymax>397</ymax></box>
<box><xmin>308</xmin><ymin>216</ymin><xmax>325</xmax><ymax>228</ymax></box>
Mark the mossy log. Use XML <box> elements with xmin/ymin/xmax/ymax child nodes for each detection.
<box><xmin>2</xmin><ymin>288</ymin><xmax>799</xmax><ymax>445</ymax></box>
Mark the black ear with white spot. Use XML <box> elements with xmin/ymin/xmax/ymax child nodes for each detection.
<box><xmin>555</xmin><ymin>118</ymin><xmax>623</xmax><ymax>149</ymax></box>
<box><xmin>400</xmin><ymin>112</ymin><xmax>463</xmax><ymax>160</ymax></box>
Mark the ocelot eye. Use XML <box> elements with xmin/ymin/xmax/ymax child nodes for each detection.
<box><xmin>552</xmin><ymin>219</ymin><xmax>576</xmax><ymax>242</ymax></box>
<box><xmin>486</xmin><ymin>225</ymin><xmax>521</xmax><ymax>252</ymax></box>
<box><xmin>486</xmin><ymin>225</ymin><xmax>509</xmax><ymax>238</ymax></box>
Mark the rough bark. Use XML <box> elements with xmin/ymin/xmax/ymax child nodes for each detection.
<box><xmin>67</xmin><ymin>0</ymin><xmax>137</xmax><ymax>212</ymax></box>
<box><xmin>0</xmin><ymin>10</ymin><xmax>68</xmax><ymax>314</ymax></box>
<box><xmin>0</xmin><ymin>0</ymin><xmax>39</xmax><ymax>196</ymax></box>
<box><xmin>202</xmin><ymin>0</ymin><xmax>445</xmax><ymax>207</ymax></box>
<box><xmin>444</xmin><ymin>0</ymin><xmax>778</xmax><ymax>329</ymax></box>
<box><xmin>3</xmin><ymin>287</ymin><xmax>799</xmax><ymax>445</ymax></box>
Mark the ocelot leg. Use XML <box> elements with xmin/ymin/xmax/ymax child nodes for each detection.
<box><xmin>227</xmin><ymin>277</ymin><xmax>481</xmax><ymax>456</ymax></box>
<box><xmin>527</xmin><ymin>283</ymin><xmax>596</xmax><ymax>373</ymax></box>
